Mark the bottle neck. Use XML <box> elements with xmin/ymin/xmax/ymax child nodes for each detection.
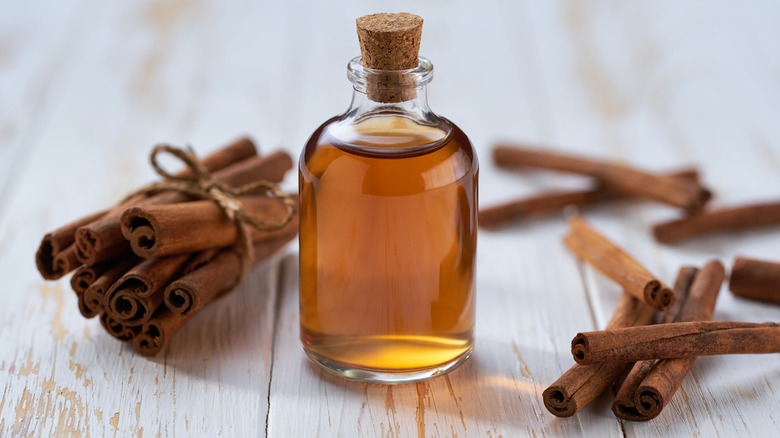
<box><xmin>346</xmin><ymin>85</ymin><xmax>436</xmax><ymax>125</ymax></box>
<box><xmin>345</xmin><ymin>56</ymin><xmax>438</xmax><ymax>126</ymax></box>
<box><xmin>326</xmin><ymin>56</ymin><xmax>450</xmax><ymax>156</ymax></box>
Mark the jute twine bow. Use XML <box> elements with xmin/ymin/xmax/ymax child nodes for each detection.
<box><xmin>122</xmin><ymin>144</ymin><xmax>297</xmax><ymax>287</ymax></box>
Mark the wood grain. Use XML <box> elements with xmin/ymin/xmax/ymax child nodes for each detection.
<box><xmin>1</xmin><ymin>0</ymin><xmax>779</xmax><ymax>436</ymax></box>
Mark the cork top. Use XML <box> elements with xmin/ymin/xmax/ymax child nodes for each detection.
<box><xmin>356</xmin><ymin>13</ymin><xmax>423</xmax><ymax>70</ymax></box>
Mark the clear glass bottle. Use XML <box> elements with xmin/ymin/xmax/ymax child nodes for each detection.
<box><xmin>299</xmin><ymin>55</ymin><xmax>478</xmax><ymax>384</ymax></box>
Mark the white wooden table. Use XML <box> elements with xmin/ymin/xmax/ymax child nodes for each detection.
<box><xmin>1</xmin><ymin>1</ymin><xmax>779</xmax><ymax>436</ymax></box>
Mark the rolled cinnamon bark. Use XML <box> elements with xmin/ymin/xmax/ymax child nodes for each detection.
<box><xmin>730</xmin><ymin>257</ymin><xmax>780</xmax><ymax>304</ymax></box>
<box><xmin>104</xmin><ymin>254</ymin><xmax>191</xmax><ymax>326</ymax></box>
<box><xmin>100</xmin><ymin>313</ymin><xmax>141</xmax><ymax>342</ymax></box>
<box><xmin>76</xmin><ymin>291</ymin><xmax>100</xmax><ymax>319</ymax></box>
<box><xmin>571</xmin><ymin>321</ymin><xmax>779</xmax><ymax>365</ymax></box>
<box><xmin>481</xmin><ymin>189</ymin><xmax>619</xmax><ymax>230</ymax></box>
<box><xmin>82</xmin><ymin>257</ymin><xmax>140</xmax><ymax>315</ymax></box>
<box><xmin>134</xmin><ymin>308</ymin><xmax>195</xmax><ymax>356</ymax></box>
<box><xmin>660</xmin><ymin>266</ymin><xmax>698</xmax><ymax>323</ymax></box>
<box><xmin>613</xmin><ymin>261</ymin><xmax>724</xmax><ymax>421</ymax></box>
<box><xmin>565</xmin><ymin>216</ymin><xmax>675</xmax><ymax>311</ymax></box>
<box><xmin>608</xmin><ymin>266</ymin><xmax>695</xmax><ymax>401</ymax></box>
<box><xmin>493</xmin><ymin>145</ymin><xmax>711</xmax><ymax>212</ymax></box>
<box><xmin>164</xmin><ymin>220</ymin><xmax>298</xmax><ymax>316</ymax></box>
<box><xmin>74</xmin><ymin>138</ymin><xmax>268</xmax><ymax>266</ymax></box>
<box><xmin>653</xmin><ymin>201</ymin><xmax>780</xmax><ymax>243</ymax></box>
<box><xmin>134</xmin><ymin>224</ymin><xmax>298</xmax><ymax>357</ymax></box>
<box><xmin>541</xmin><ymin>291</ymin><xmax>657</xmax><ymax>417</ymax></box>
<box><xmin>179</xmin><ymin>249</ymin><xmax>220</xmax><ymax>275</ymax></box>
<box><xmin>173</xmin><ymin>137</ymin><xmax>259</xmax><ymax>180</ymax></box>
<box><xmin>35</xmin><ymin>210</ymin><xmax>107</xmax><ymax>280</ymax></box>
<box><xmin>70</xmin><ymin>261</ymin><xmax>113</xmax><ymax>294</ymax></box>
<box><xmin>479</xmin><ymin>169</ymin><xmax>702</xmax><ymax>229</ymax></box>
<box><xmin>121</xmin><ymin>195</ymin><xmax>294</xmax><ymax>258</ymax></box>
<box><xmin>71</xmin><ymin>263</ymin><xmax>111</xmax><ymax>318</ymax></box>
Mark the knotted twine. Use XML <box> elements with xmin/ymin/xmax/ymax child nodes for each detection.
<box><xmin>121</xmin><ymin>144</ymin><xmax>297</xmax><ymax>289</ymax></box>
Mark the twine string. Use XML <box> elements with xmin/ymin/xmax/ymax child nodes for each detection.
<box><xmin>122</xmin><ymin>144</ymin><xmax>296</xmax><ymax>286</ymax></box>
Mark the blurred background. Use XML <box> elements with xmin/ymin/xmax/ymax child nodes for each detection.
<box><xmin>1</xmin><ymin>0</ymin><xmax>778</xmax><ymax>222</ymax></box>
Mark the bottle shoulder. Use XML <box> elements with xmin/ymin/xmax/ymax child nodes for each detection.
<box><xmin>443</xmin><ymin>118</ymin><xmax>478</xmax><ymax>168</ymax></box>
<box><xmin>300</xmin><ymin>114</ymin><xmax>477</xmax><ymax>195</ymax></box>
<box><xmin>303</xmin><ymin>113</ymin><xmax>475</xmax><ymax>161</ymax></box>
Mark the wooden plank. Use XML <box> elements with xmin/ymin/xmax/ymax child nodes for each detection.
<box><xmin>0</xmin><ymin>0</ymin><xmax>298</xmax><ymax>435</ymax></box>
<box><xmin>0</xmin><ymin>0</ymin><xmax>101</xmax><ymax>216</ymax></box>
<box><xmin>526</xmin><ymin>0</ymin><xmax>780</xmax><ymax>435</ymax></box>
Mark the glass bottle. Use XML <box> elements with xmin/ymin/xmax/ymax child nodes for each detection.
<box><xmin>299</xmin><ymin>20</ymin><xmax>478</xmax><ymax>384</ymax></box>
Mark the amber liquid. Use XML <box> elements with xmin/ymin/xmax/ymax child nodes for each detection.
<box><xmin>299</xmin><ymin>115</ymin><xmax>478</xmax><ymax>376</ymax></box>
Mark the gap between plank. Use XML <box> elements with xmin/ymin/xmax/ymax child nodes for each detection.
<box><xmin>265</xmin><ymin>253</ymin><xmax>291</xmax><ymax>436</ymax></box>
<box><xmin>619</xmin><ymin>418</ymin><xmax>628</xmax><ymax>438</ymax></box>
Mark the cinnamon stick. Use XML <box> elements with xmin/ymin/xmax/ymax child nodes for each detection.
<box><xmin>542</xmin><ymin>291</ymin><xmax>657</xmax><ymax>417</ymax></box>
<box><xmin>660</xmin><ymin>266</ymin><xmax>698</xmax><ymax>323</ymax></box>
<box><xmin>565</xmin><ymin>216</ymin><xmax>675</xmax><ymax>311</ymax></box>
<box><xmin>172</xmin><ymin>137</ymin><xmax>259</xmax><ymax>180</ymax></box>
<box><xmin>608</xmin><ymin>269</ymin><xmax>696</xmax><ymax>401</ymax></box>
<box><xmin>72</xmin><ymin>261</ymin><xmax>115</xmax><ymax>318</ymax></box>
<box><xmin>82</xmin><ymin>256</ymin><xmax>140</xmax><ymax>315</ymax></box>
<box><xmin>133</xmin><ymin>308</ymin><xmax>195</xmax><ymax>356</ymax></box>
<box><xmin>164</xmin><ymin>221</ymin><xmax>298</xmax><ymax>316</ymax></box>
<box><xmin>608</xmin><ymin>266</ymin><xmax>695</xmax><ymax>395</ymax></box>
<box><xmin>70</xmin><ymin>261</ymin><xmax>112</xmax><ymax>294</ymax></box>
<box><xmin>494</xmin><ymin>145</ymin><xmax>711</xmax><ymax>212</ymax></box>
<box><xmin>76</xmin><ymin>291</ymin><xmax>100</xmax><ymax>319</ymax></box>
<box><xmin>178</xmin><ymin>249</ymin><xmax>221</xmax><ymax>276</ymax></box>
<box><xmin>121</xmin><ymin>195</ymin><xmax>294</xmax><ymax>258</ymax></box>
<box><xmin>730</xmin><ymin>257</ymin><xmax>780</xmax><ymax>304</ymax></box>
<box><xmin>104</xmin><ymin>254</ymin><xmax>191</xmax><ymax>326</ymax></box>
<box><xmin>571</xmin><ymin>321</ymin><xmax>779</xmax><ymax>365</ymax></box>
<box><xmin>653</xmin><ymin>201</ymin><xmax>780</xmax><ymax>243</ymax></box>
<box><xmin>133</xmin><ymin>225</ymin><xmax>298</xmax><ymax>356</ymax></box>
<box><xmin>613</xmin><ymin>260</ymin><xmax>724</xmax><ymax>421</ymax></box>
<box><xmin>73</xmin><ymin>138</ymin><xmax>266</xmax><ymax>265</ymax></box>
<box><xmin>35</xmin><ymin>209</ymin><xmax>107</xmax><ymax>280</ymax></box>
<box><xmin>100</xmin><ymin>313</ymin><xmax>141</xmax><ymax>342</ymax></box>
<box><xmin>479</xmin><ymin>169</ymin><xmax>702</xmax><ymax>229</ymax></box>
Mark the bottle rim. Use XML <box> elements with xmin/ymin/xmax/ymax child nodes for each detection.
<box><xmin>347</xmin><ymin>56</ymin><xmax>434</xmax><ymax>91</ymax></box>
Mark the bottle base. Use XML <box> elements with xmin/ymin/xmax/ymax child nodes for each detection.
<box><xmin>303</xmin><ymin>344</ymin><xmax>473</xmax><ymax>384</ymax></box>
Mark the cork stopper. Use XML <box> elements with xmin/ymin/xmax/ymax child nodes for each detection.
<box><xmin>356</xmin><ymin>13</ymin><xmax>423</xmax><ymax>102</ymax></box>
<box><xmin>356</xmin><ymin>13</ymin><xmax>423</xmax><ymax>70</ymax></box>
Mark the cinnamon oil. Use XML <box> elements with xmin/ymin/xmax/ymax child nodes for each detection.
<box><xmin>300</xmin><ymin>115</ymin><xmax>477</xmax><ymax>374</ymax></box>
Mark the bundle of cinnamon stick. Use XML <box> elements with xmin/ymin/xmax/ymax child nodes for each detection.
<box><xmin>545</xmin><ymin>217</ymin><xmax>780</xmax><ymax>420</ymax></box>
<box><xmin>479</xmin><ymin>145</ymin><xmax>779</xmax><ymax>419</ymax></box>
<box><xmin>36</xmin><ymin>138</ymin><xmax>298</xmax><ymax>356</ymax></box>
<box><xmin>479</xmin><ymin>144</ymin><xmax>712</xmax><ymax>229</ymax></box>
<box><xmin>482</xmin><ymin>144</ymin><xmax>780</xmax><ymax>243</ymax></box>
